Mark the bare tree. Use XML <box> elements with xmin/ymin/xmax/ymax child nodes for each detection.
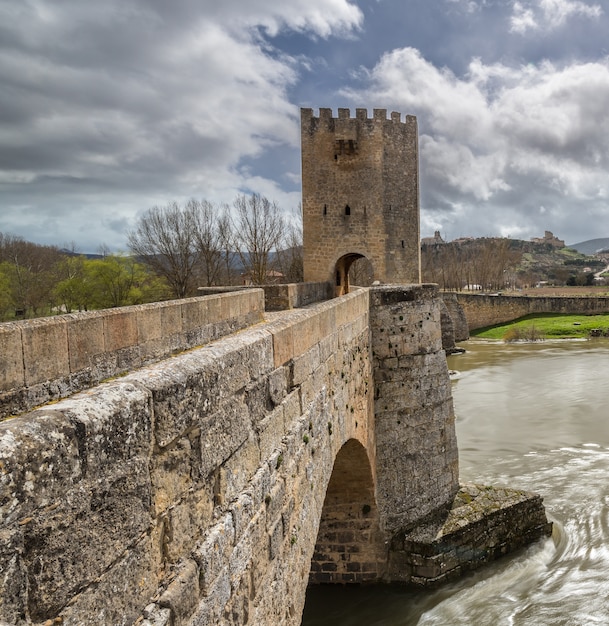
<box><xmin>189</xmin><ymin>199</ymin><xmax>223</xmax><ymax>287</ymax></box>
<box><xmin>217</xmin><ymin>205</ymin><xmax>237</xmax><ymax>285</ymax></box>
<box><xmin>233</xmin><ymin>193</ymin><xmax>285</xmax><ymax>285</ymax></box>
<box><xmin>128</xmin><ymin>202</ymin><xmax>200</xmax><ymax>298</ymax></box>
<box><xmin>276</xmin><ymin>206</ymin><xmax>303</xmax><ymax>283</ymax></box>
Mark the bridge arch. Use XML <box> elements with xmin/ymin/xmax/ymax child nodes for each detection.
<box><xmin>334</xmin><ymin>253</ymin><xmax>375</xmax><ymax>296</ymax></box>
<box><xmin>308</xmin><ymin>438</ymin><xmax>385</xmax><ymax>585</ymax></box>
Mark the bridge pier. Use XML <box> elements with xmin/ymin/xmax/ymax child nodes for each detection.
<box><xmin>370</xmin><ymin>284</ymin><xmax>460</xmax><ymax>534</ymax></box>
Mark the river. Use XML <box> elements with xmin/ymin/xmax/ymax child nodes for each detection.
<box><xmin>302</xmin><ymin>338</ymin><xmax>609</xmax><ymax>625</ymax></box>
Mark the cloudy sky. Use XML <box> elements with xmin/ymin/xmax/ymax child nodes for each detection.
<box><xmin>1</xmin><ymin>0</ymin><xmax>608</xmax><ymax>252</ymax></box>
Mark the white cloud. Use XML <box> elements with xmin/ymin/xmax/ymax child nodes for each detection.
<box><xmin>510</xmin><ymin>0</ymin><xmax>602</xmax><ymax>33</ymax></box>
<box><xmin>510</xmin><ymin>1</ymin><xmax>539</xmax><ymax>33</ymax></box>
<box><xmin>342</xmin><ymin>47</ymin><xmax>609</xmax><ymax>240</ymax></box>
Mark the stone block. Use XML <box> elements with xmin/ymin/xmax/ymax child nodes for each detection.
<box><xmin>159</xmin><ymin>559</ymin><xmax>200</xmax><ymax>626</ymax></box>
<box><xmin>163</xmin><ymin>486</ymin><xmax>214</xmax><ymax>565</ymax></box>
<box><xmin>136</xmin><ymin>303</ymin><xmax>163</xmax><ymax>343</ymax></box>
<box><xmin>58</xmin><ymin>534</ymin><xmax>161</xmax><ymax>626</ymax></box>
<box><xmin>205</xmin><ymin>294</ymin><xmax>222</xmax><ymax>324</ymax></box>
<box><xmin>180</xmin><ymin>297</ymin><xmax>205</xmax><ymax>333</ymax></box>
<box><xmin>189</xmin><ymin>567</ymin><xmax>231</xmax><ymax>626</ymax></box>
<box><xmin>21</xmin><ymin>317</ymin><xmax>69</xmax><ymax>386</ymax></box>
<box><xmin>194</xmin><ymin>513</ymin><xmax>235</xmax><ymax>595</ymax></box>
<box><xmin>102</xmin><ymin>308</ymin><xmax>138</xmax><ymax>352</ymax></box>
<box><xmin>0</xmin><ymin>323</ymin><xmax>25</xmax><ymax>392</ymax></box>
<box><xmin>268</xmin><ymin>366</ymin><xmax>288</xmax><ymax>406</ymax></box>
<box><xmin>258</xmin><ymin>405</ymin><xmax>286</xmax><ymax>462</ymax></box>
<box><xmin>270</xmin><ymin>319</ymin><xmax>294</xmax><ymax>368</ymax></box>
<box><xmin>231</xmin><ymin>492</ymin><xmax>255</xmax><ymax>544</ymax></box>
<box><xmin>221</xmin><ymin>433</ymin><xmax>262</xmax><ymax>505</ymax></box>
<box><xmin>292</xmin><ymin>313</ymin><xmax>321</xmax><ymax>357</ymax></box>
<box><xmin>66</xmin><ymin>311</ymin><xmax>105</xmax><ymax>373</ymax></box>
<box><xmin>7</xmin><ymin>381</ymin><xmax>155</xmax><ymax>619</ymax></box>
<box><xmin>293</xmin><ymin>344</ymin><xmax>322</xmax><ymax>388</ymax></box>
<box><xmin>0</xmin><ymin>409</ymin><xmax>82</xmax><ymax>525</ymax></box>
<box><xmin>58</xmin><ymin>380</ymin><xmax>153</xmax><ymax>478</ymax></box>
<box><xmin>150</xmin><ymin>436</ymin><xmax>196</xmax><ymax>516</ymax></box>
<box><xmin>160</xmin><ymin>300</ymin><xmax>183</xmax><ymax>340</ymax></box>
<box><xmin>199</xmin><ymin>396</ymin><xmax>253</xmax><ymax>478</ymax></box>
<box><xmin>129</xmin><ymin>345</ymin><xmax>249</xmax><ymax>448</ymax></box>
<box><xmin>269</xmin><ymin>518</ymin><xmax>284</xmax><ymax>560</ymax></box>
<box><xmin>22</xmin><ymin>463</ymin><xmax>152</xmax><ymax>620</ymax></box>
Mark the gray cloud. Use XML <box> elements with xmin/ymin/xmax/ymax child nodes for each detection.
<box><xmin>0</xmin><ymin>0</ymin><xmax>607</xmax><ymax>252</ymax></box>
<box><xmin>0</xmin><ymin>0</ymin><xmax>361</xmax><ymax>251</ymax></box>
<box><xmin>342</xmin><ymin>46</ymin><xmax>609</xmax><ymax>243</ymax></box>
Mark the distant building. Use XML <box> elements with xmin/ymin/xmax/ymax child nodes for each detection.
<box><xmin>421</xmin><ymin>231</ymin><xmax>445</xmax><ymax>246</ymax></box>
<box><xmin>531</xmin><ymin>231</ymin><xmax>565</xmax><ymax>248</ymax></box>
<box><xmin>241</xmin><ymin>270</ymin><xmax>285</xmax><ymax>285</ymax></box>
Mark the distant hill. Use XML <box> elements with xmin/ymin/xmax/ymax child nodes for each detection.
<box><xmin>567</xmin><ymin>238</ymin><xmax>609</xmax><ymax>255</ymax></box>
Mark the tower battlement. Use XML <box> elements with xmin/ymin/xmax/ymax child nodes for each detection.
<box><xmin>301</xmin><ymin>107</ymin><xmax>417</xmax><ymax>124</ymax></box>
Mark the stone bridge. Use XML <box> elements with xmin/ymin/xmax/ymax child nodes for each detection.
<box><xmin>0</xmin><ymin>285</ymin><xmax>551</xmax><ymax>625</ymax></box>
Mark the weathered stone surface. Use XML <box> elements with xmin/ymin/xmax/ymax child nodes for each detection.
<box><xmin>387</xmin><ymin>484</ymin><xmax>553</xmax><ymax>586</ymax></box>
<box><xmin>158</xmin><ymin>559</ymin><xmax>200</xmax><ymax>625</ymax></box>
<box><xmin>0</xmin><ymin>291</ymin><xmax>266</xmax><ymax>420</ymax></box>
<box><xmin>58</xmin><ymin>534</ymin><xmax>161</xmax><ymax>625</ymax></box>
<box><xmin>0</xmin><ymin>526</ymin><xmax>27</xmax><ymax>625</ymax></box>
<box><xmin>0</xmin><ymin>323</ymin><xmax>25</xmax><ymax>392</ymax></box>
<box><xmin>301</xmin><ymin>108</ymin><xmax>420</xmax><ymax>288</ymax></box>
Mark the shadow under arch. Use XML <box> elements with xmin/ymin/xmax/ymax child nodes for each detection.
<box><xmin>308</xmin><ymin>439</ymin><xmax>386</xmax><ymax>585</ymax></box>
<box><xmin>335</xmin><ymin>254</ymin><xmax>375</xmax><ymax>296</ymax></box>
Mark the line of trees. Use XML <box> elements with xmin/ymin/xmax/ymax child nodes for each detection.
<box><xmin>127</xmin><ymin>194</ymin><xmax>302</xmax><ymax>298</ymax></box>
<box><xmin>0</xmin><ymin>193</ymin><xmax>302</xmax><ymax>321</ymax></box>
<box><xmin>421</xmin><ymin>238</ymin><xmax>522</xmax><ymax>291</ymax></box>
<box><xmin>0</xmin><ymin>233</ymin><xmax>170</xmax><ymax>321</ymax></box>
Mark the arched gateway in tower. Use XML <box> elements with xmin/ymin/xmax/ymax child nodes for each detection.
<box><xmin>301</xmin><ymin>107</ymin><xmax>421</xmax><ymax>294</ymax></box>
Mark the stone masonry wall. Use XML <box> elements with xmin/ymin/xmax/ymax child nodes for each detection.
<box><xmin>441</xmin><ymin>293</ymin><xmax>470</xmax><ymax>342</ymax></box>
<box><xmin>0</xmin><ymin>289</ymin><xmax>373</xmax><ymax>626</ymax></box>
<box><xmin>370</xmin><ymin>285</ymin><xmax>460</xmax><ymax>534</ymax></box>
<box><xmin>456</xmin><ymin>293</ymin><xmax>609</xmax><ymax>331</ymax></box>
<box><xmin>0</xmin><ymin>290</ymin><xmax>265</xmax><ymax>420</ymax></box>
<box><xmin>301</xmin><ymin>108</ymin><xmax>420</xmax><ymax>286</ymax></box>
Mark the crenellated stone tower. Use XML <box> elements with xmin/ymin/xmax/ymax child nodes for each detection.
<box><xmin>301</xmin><ymin>107</ymin><xmax>421</xmax><ymax>294</ymax></box>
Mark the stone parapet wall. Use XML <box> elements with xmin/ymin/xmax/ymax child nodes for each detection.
<box><xmin>0</xmin><ymin>290</ymin><xmax>265</xmax><ymax>420</ymax></box>
<box><xmin>0</xmin><ymin>289</ymin><xmax>372</xmax><ymax>626</ymax></box>
<box><xmin>197</xmin><ymin>282</ymin><xmax>333</xmax><ymax>312</ymax></box>
<box><xmin>456</xmin><ymin>293</ymin><xmax>609</xmax><ymax>331</ymax></box>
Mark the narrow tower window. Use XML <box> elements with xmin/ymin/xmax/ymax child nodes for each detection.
<box><xmin>323</xmin><ymin>204</ymin><xmax>327</xmax><ymax>215</ymax></box>
<box><xmin>345</xmin><ymin>205</ymin><xmax>351</xmax><ymax>216</ymax></box>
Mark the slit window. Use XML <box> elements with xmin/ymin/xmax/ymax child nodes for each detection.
<box><xmin>345</xmin><ymin>205</ymin><xmax>351</xmax><ymax>216</ymax></box>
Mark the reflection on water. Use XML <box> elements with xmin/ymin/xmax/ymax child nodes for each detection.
<box><xmin>302</xmin><ymin>339</ymin><xmax>609</xmax><ymax>625</ymax></box>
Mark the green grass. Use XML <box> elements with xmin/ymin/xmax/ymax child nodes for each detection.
<box><xmin>471</xmin><ymin>313</ymin><xmax>609</xmax><ymax>340</ymax></box>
